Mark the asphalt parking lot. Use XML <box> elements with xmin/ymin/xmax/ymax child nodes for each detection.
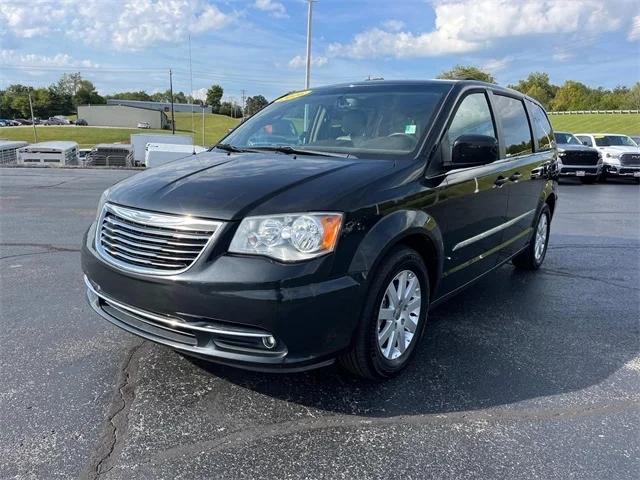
<box><xmin>1</xmin><ymin>167</ymin><xmax>639</xmax><ymax>480</ymax></box>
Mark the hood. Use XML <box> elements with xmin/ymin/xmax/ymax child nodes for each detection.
<box><xmin>596</xmin><ymin>145</ymin><xmax>640</xmax><ymax>154</ymax></box>
<box><xmin>108</xmin><ymin>151</ymin><xmax>396</xmax><ymax>220</ymax></box>
<box><xmin>557</xmin><ymin>143</ymin><xmax>597</xmax><ymax>153</ymax></box>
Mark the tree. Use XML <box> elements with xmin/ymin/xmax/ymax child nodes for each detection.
<box><xmin>75</xmin><ymin>80</ymin><xmax>105</xmax><ymax>106</ymax></box>
<box><xmin>206</xmin><ymin>84</ymin><xmax>224</xmax><ymax>112</ymax></box>
<box><xmin>550</xmin><ymin>81</ymin><xmax>591</xmax><ymax>111</ymax></box>
<box><xmin>52</xmin><ymin>72</ymin><xmax>83</xmax><ymax>97</ymax></box>
<box><xmin>219</xmin><ymin>101</ymin><xmax>242</xmax><ymax>118</ymax></box>
<box><xmin>244</xmin><ymin>95</ymin><xmax>268</xmax><ymax>116</ymax></box>
<box><xmin>437</xmin><ymin>65</ymin><xmax>496</xmax><ymax>84</ymax></box>
<box><xmin>509</xmin><ymin>72</ymin><xmax>557</xmax><ymax>109</ymax></box>
<box><xmin>108</xmin><ymin>91</ymin><xmax>153</xmax><ymax>101</ymax></box>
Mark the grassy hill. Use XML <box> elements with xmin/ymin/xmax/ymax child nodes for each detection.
<box><xmin>0</xmin><ymin>112</ymin><xmax>240</xmax><ymax>148</ymax></box>
<box><xmin>549</xmin><ymin>113</ymin><xmax>640</xmax><ymax>135</ymax></box>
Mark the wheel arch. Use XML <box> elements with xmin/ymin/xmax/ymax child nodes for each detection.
<box><xmin>348</xmin><ymin>209</ymin><xmax>444</xmax><ymax>297</ymax></box>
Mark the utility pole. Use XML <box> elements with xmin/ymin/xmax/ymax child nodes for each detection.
<box><xmin>28</xmin><ymin>91</ymin><xmax>38</xmax><ymax>143</ymax></box>
<box><xmin>241</xmin><ymin>89</ymin><xmax>246</xmax><ymax>121</ymax></box>
<box><xmin>304</xmin><ymin>0</ymin><xmax>314</xmax><ymax>90</ymax></box>
<box><xmin>169</xmin><ymin>69</ymin><xmax>175</xmax><ymax>134</ymax></box>
<box><xmin>202</xmin><ymin>105</ymin><xmax>205</xmax><ymax>146</ymax></box>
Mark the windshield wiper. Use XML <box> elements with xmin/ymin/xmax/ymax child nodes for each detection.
<box><xmin>250</xmin><ymin>145</ymin><xmax>355</xmax><ymax>158</ymax></box>
<box><xmin>213</xmin><ymin>143</ymin><xmax>261</xmax><ymax>154</ymax></box>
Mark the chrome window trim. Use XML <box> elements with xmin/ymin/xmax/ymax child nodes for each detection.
<box><xmin>95</xmin><ymin>203</ymin><xmax>224</xmax><ymax>276</ymax></box>
<box><xmin>452</xmin><ymin>209</ymin><xmax>536</xmax><ymax>252</ymax></box>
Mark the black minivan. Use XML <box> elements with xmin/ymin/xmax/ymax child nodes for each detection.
<box><xmin>82</xmin><ymin>80</ymin><xmax>558</xmax><ymax>379</ymax></box>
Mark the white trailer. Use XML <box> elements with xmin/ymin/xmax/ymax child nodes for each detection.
<box><xmin>145</xmin><ymin>143</ymin><xmax>206</xmax><ymax>168</ymax></box>
<box><xmin>130</xmin><ymin>133</ymin><xmax>192</xmax><ymax>165</ymax></box>
<box><xmin>17</xmin><ymin>141</ymin><xmax>79</xmax><ymax>166</ymax></box>
<box><xmin>0</xmin><ymin>140</ymin><xmax>29</xmax><ymax>165</ymax></box>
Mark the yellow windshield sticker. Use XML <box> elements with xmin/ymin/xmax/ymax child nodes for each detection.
<box><xmin>275</xmin><ymin>90</ymin><xmax>312</xmax><ymax>103</ymax></box>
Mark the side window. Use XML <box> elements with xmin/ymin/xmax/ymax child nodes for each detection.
<box><xmin>493</xmin><ymin>95</ymin><xmax>533</xmax><ymax>157</ymax></box>
<box><xmin>446</xmin><ymin>92</ymin><xmax>496</xmax><ymax>147</ymax></box>
<box><xmin>576</xmin><ymin>135</ymin><xmax>592</xmax><ymax>147</ymax></box>
<box><xmin>528</xmin><ymin>102</ymin><xmax>553</xmax><ymax>151</ymax></box>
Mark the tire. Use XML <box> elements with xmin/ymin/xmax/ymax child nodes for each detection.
<box><xmin>339</xmin><ymin>247</ymin><xmax>429</xmax><ymax>380</ymax></box>
<box><xmin>580</xmin><ymin>177</ymin><xmax>597</xmax><ymax>184</ymax></box>
<box><xmin>512</xmin><ymin>204</ymin><xmax>551</xmax><ymax>270</ymax></box>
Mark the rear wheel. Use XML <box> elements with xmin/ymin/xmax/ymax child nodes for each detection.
<box><xmin>512</xmin><ymin>204</ymin><xmax>551</xmax><ymax>270</ymax></box>
<box><xmin>339</xmin><ymin>247</ymin><xmax>429</xmax><ymax>380</ymax></box>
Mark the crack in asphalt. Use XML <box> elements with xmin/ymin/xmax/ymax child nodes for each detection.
<box><xmin>0</xmin><ymin>242</ymin><xmax>81</xmax><ymax>260</ymax></box>
<box><xmin>539</xmin><ymin>267</ymin><xmax>639</xmax><ymax>291</ymax></box>
<box><xmin>83</xmin><ymin>341</ymin><xmax>145</xmax><ymax>480</ymax></box>
<box><xmin>136</xmin><ymin>397</ymin><xmax>640</xmax><ymax>467</ymax></box>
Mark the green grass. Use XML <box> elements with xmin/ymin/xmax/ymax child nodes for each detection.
<box><xmin>550</xmin><ymin>113</ymin><xmax>640</xmax><ymax>135</ymax></box>
<box><xmin>0</xmin><ymin>112</ymin><xmax>240</xmax><ymax>148</ymax></box>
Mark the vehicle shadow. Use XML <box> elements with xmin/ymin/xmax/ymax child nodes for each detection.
<box><xmin>189</xmin><ymin>257</ymin><xmax>639</xmax><ymax>417</ymax></box>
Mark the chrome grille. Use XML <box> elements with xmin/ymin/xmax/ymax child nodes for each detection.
<box><xmin>96</xmin><ymin>203</ymin><xmax>223</xmax><ymax>275</ymax></box>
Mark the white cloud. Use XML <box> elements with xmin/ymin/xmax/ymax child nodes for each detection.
<box><xmin>288</xmin><ymin>55</ymin><xmax>329</xmax><ymax>69</ymax></box>
<box><xmin>629</xmin><ymin>15</ymin><xmax>640</xmax><ymax>41</ymax></box>
<box><xmin>552</xmin><ymin>50</ymin><xmax>574</xmax><ymax>62</ymax></box>
<box><xmin>0</xmin><ymin>1</ymin><xmax>235</xmax><ymax>51</ymax></box>
<box><xmin>482</xmin><ymin>57</ymin><xmax>512</xmax><ymax>73</ymax></box>
<box><xmin>191</xmin><ymin>87</ymin><xmax>208</xmax><ymax>101</ymax></box>
<box><xmin>0</xmin><ymin>49</ymin><xmax>99</xmax><ymax>68</ymax></box>
<box><xmin>254</xmin><ymin>0</ymin><xmax>288</xmax><ymax>19</ymax></box>
<box><xmin>329</xmin><ymin>0</ymin><xmax>636</xmax><ymax>59</ymax></box>
<box><xmin>382</xmin><ymin>20</ymin><xmax>405</xmax><ymax>32</ymax></box>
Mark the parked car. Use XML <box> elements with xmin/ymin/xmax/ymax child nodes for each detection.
<box><xmin>43</xmin><ymin>117</ymin><xmax>67</xmax><ymax>126</ymax></box>
<box><xmin>554</xmin><ymin>132</ymin><xmax>602</xmax><ymax>183</ymax></box>
<box><xmin>76</xmin><ymin>119</ymin><xmax>88</xmax><ymax>126</ymax></box>
<box><xmin>82</xmin><ymin>80</ymin><xmax>558</xmax><ymax>379</ymax></box>
<box><xmin>137</xmin><ymin>122</ymin><xmax>151</xmax><ymax>129</ymax></box>
<box><xmin>575</xmin><ymin>133</ymin><xmax>640</xmax><ymax>182</ymax></box>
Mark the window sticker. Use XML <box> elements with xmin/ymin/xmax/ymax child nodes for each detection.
<box><xmin>405</xmin><ymin>124</ymin><xmax>417</xmax><ymax>134</ymax></box>
<box><xmin>275</xmin><ymin>90</ymin><xmax>312</xmax><ymax>103</ymax></box>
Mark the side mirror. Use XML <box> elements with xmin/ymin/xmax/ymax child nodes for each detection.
<box><xmin>451</xmin><ymin>134</ymin><xmax>498</xmax><ymax>167</ymax></box>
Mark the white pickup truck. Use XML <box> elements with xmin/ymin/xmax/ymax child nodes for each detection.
<box><xmin>575</xmin><ymin>133</ymin><xmax>640</xmax><ymax>182</ymax></box>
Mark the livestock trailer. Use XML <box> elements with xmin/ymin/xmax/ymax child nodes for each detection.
<box><xmin>0</xmin><ymin>140</ymin><xmax>29</xmax><ymax>165</ymax></box>
<box><xmin>17</xmin><ymin>141</ymin><xmax>78</xmax><ymax>166</ymax></box>
<box><xmin>87</xmin><ymin>144</ymin><xmax>134</xmax><ymax>167</ymax></box>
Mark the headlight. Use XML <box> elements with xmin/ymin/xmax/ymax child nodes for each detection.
<box><xmin>229</xmin><ymin>213</ymin><xmax>343</xmax><ymax>262</ymax></box>
<box><xmin>605</xmin><ymin>152</ymin><xmax>621</xmax><ymax>159</ymax></box>
<box><xmin>96</xmin><ymin>189</ymin><xmax>110</xmax><ymax>219</ymax></box>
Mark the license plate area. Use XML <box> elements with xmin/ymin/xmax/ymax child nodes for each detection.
<box><xmin>576</xmin><ymin>170</ymin><xmax>586</xmax><ymax>177</ymax></box>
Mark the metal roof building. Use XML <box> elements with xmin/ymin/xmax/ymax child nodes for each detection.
<box><xmin>106</xmin><ymin>99</ymin><xmax>212</xmax><ymax>113</ymax></box>
<box><xmin>77</xmin><ymin>104</ymin><xmax>170</xmax><ymax>129</ymax></box>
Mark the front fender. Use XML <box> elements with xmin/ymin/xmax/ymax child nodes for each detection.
<box><xmin>348</xmin><ymin>209</ymin><xmax>444</xmax><ymax>289</ymax></box>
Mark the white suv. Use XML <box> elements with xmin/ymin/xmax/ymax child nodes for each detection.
<box><xmin>575</xmin><ymin>133</ymin><xmax>640</xmax><ymax>182</ymax></box>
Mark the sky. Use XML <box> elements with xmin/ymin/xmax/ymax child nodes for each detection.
<box><xmin>1</xmin><ymin>0</ymin><xmax>639</xmax><ymax>104</ymax></box>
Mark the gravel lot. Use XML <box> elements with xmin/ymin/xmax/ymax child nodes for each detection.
<box><xmin>1</xmin><ymin>168</ymin><xmax>638</xmax><ymax>480</ymax></box>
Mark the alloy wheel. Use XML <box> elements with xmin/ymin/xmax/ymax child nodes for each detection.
<box><xmin>376</xmin><ymin>270</ymin><xmax>422</xmax><ymax>360</ymax></box>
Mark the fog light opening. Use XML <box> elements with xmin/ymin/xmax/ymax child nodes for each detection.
<box><xmin>262</xmin><ymin>335</ymin><xmax>277</xmax><ymax>349</ymax></box>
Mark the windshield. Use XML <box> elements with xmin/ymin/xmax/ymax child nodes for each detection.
<box><xmin>554</xmin><ymin>132</ymin><xmax>581</xmax><ymax>145</ymax></box>
<box><xmin>594</xmin><ymin>135</ymin><xmax>637</xmax><ymax>147</ymax></box>
<box><xmin>221</xmin><ymin>84</ymin><xmax>451</xmax><ymax>159</ymax></box>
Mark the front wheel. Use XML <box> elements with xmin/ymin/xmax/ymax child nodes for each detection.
<box><xmin>339</xmin><ymin>247</ymin><xmax>429</xmax><ymax>380</ymax></box>
<box><xmin>512</xmin><ymin>204</ymin><xmax>551</xmax><ymax>270</ymax></box>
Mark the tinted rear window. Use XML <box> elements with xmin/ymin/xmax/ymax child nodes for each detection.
<box><xmin>493</xmin><ymin>94</ymin><xmax>533</xmax><ymax>157</ymax></box>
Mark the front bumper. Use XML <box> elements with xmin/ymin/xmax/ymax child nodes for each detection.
<box><xmin>604</xmin><ymin>164</ymin><xmax>640</xmax><ymax>177</ymax></box>
<box><xmin>82</xmin><ymin>225</ymin><xmax>364</xmax><ymax>372</ymax></box>
<box><xmin>557</xmin><ymin>164</ymin><xmax>602</xmax><ymax>177</ymax></box>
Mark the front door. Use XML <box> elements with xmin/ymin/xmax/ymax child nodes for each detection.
<box><xmin>428</xmin><ymin>91</ymin><xmax>510</xmax><ymax>297</ymax></box>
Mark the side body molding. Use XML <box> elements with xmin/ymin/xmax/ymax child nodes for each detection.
<box><xmin>348</xmin><ymin>209</ymin><xmax>444</xmax><ymax>290</ymax></box>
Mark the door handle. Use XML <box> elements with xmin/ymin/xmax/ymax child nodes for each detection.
<box><xmin>509</xmin><ymin>172</ymin><xmax>522</xmax><ymax>182</ymax></box>
<box><xmin>493</xmin><ymin>176</ymin><xmax>508</xmax><ymax>188</ymax></box>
